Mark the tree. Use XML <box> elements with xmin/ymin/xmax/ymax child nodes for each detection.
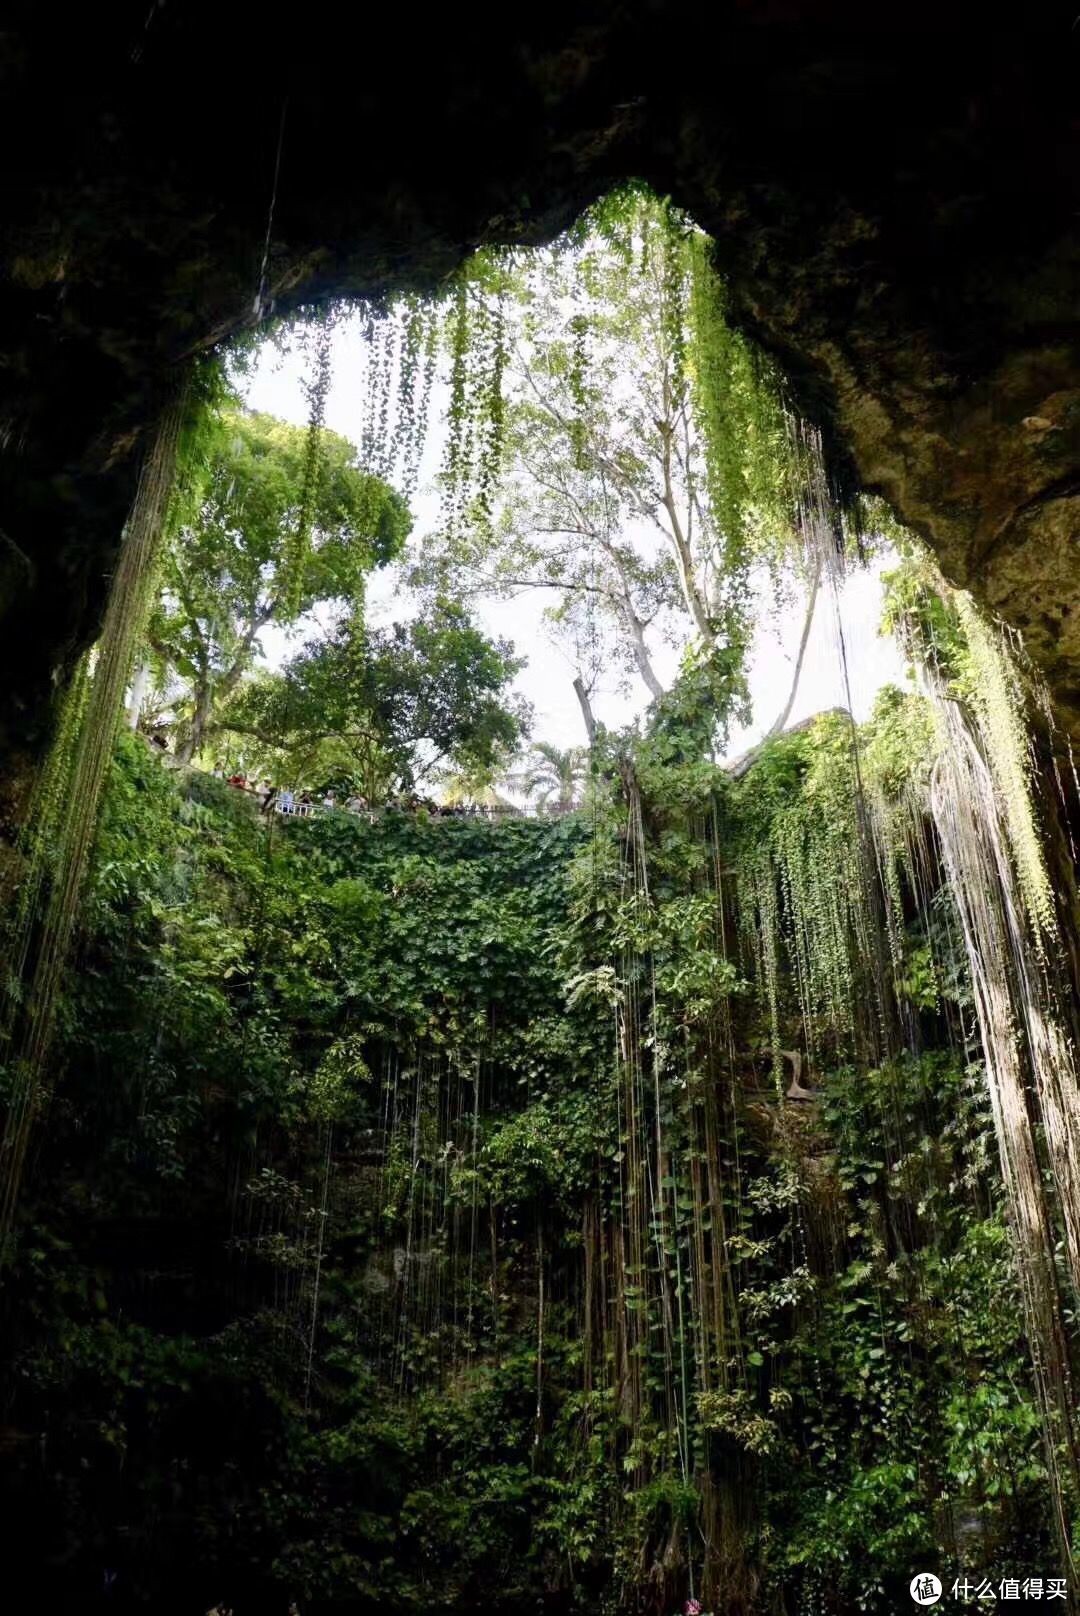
<box><xmin>515</xmin><ymin>742</ymin><xmax>588</xmax><ymax>812</ymax></box>
<box><xmin>221</xmin><ymin>598</ymin><xmax>529</xmax><ymax>803</ymax></box>
<box><xmin>438</xmin><ymin>767</ymin><xmax>514</xmax><ymax>811</ymax></box>
<box><xmin>149</xmin><ymin>408</ymin><xmax>410</xmax><ymax>762</ymax></box>
<box><xmin>420</xmin><ymin>192</ymin><xmax>806</xmax><ymax>725</ymax></box>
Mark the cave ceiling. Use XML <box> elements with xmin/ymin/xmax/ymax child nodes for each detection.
<box><xmin>0</xmin><ymin>0</ymin><xmax>1077</xmax><ymax>758</ymax></box>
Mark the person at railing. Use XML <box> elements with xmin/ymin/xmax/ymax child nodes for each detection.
<box><xmin>278</xmin><ymin>787</ymin><xmax>295</xmax><ymax>815</ymax></box>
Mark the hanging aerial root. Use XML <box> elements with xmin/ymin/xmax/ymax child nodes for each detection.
<box><xmin>929</xmin><ymin>711</ymin><xmax>1080</xmax><ymax>1572</ymax></box>
<box><xmin>0</xmin><ymin>377</ymin><xmax>189</xmax><ymax>1247</ymax></box>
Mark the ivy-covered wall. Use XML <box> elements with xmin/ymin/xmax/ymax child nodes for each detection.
<box><xmin>0</xmin><ymin>727</ymin><xmax>1056</xmax><ymax>1614</ymax></box>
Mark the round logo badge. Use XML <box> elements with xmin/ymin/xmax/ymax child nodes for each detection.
<box><xmin>910</xmin><ymin>1574</ymin><xmax>942</xmax><ymax>1606</ymax></box>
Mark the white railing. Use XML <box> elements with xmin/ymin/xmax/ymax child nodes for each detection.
<box><xmin>270</xmin><ymin>797</ymin><xmax>576</xmax><ymax>822</ymax></box>
<box><xmin>196</xmin><ymin>764</ymin><xmax>578</xmax><ymax>821</ymax></box>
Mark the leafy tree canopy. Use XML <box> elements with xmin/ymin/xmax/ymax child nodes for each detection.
<box><xmin>515</xmin><ymin>742</ymin><xmax>589</xmax><ymax>811</ymax></box>
<box><xmin>223</xmin><ymin>597</ymin><xmax>529</xmax><ymax>801</ymax></box>
<box><xmin>149</xmin><ymin>407</ymin><xmax>410</xmax><ymax>760</ymax></box>
<box><xmin>413</xmin><ymin>190</ymin><xmax>808</xmax><ymax>724</ymax></box>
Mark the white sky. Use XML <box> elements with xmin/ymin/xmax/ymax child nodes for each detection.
<box><xmin>238</xmin><ymin>317</ymin><xmax>908</xmax><ymax>761</ymax></box>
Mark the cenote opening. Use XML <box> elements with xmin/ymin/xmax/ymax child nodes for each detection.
<box><xmin>2</xmin><ymin>16</ymin><xmax>1080</xmax><ymax>1614</ymax></box>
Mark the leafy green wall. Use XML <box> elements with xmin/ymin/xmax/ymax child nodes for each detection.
<box><xmin>0</xmin><ymin>730</ymin><xmax>1054</xmax><ymax>1614</ymax></box>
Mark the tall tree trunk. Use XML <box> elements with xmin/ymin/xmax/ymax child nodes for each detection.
<box><xmin>619</xmin><ymin>597</ymin><xmax>665</xmax><ymax>700</ymax></box>
<box><xmin>657</xmin><ymin>382</ymin><xmax>714</xmax><ymax>645</ymax></box>
<box><xmin>600</xmin><ymin>536</ymin><xmax>666</xmax><ymax>700</ymax></box>
<box><xmin>176</xmin><ymin>641</ymin><xmax>255</xmax><ymax>765</ymax></box>
<box><xmin>573</xmin><ymin>675</ymin><xmax>598</xmax><ymax>744</ymax></box>
<box><xmin>661</xmin><ymin>484</ymin><xmax>714</xmax><ymax>645</ymax></box>
<box><xmin>127</xmin><ymin>659</ymin><xmax>151</xmax><ymax>731</ymax></box>
<box><xmin>764</xmin><ymin>555</ymin><xmax>822</xmax><ymax>740</ymax></box>
<box><xmin>177</xmin><ymin>676</ymin><xmax>214</xmax><ymax>765</ymax></box>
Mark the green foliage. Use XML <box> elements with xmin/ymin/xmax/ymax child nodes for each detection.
<box><xmin>882</xmin><ymin>555</ymin><xmax>1056</xmax><ymax>944</ymax></box>
<box><xmin>760</xmin><ymin>1051</ymin><xmax>1047</xmax><ymax>1603</ymax></box>
<box><xmin>685</xmin><ymin>228</ymin><xmax>798</xmax><ymax>593</ymax></box>
<box><xmin>150</xmin><ymin>406</ymin><xmax>409</xmax><ymax>761</ymax></box>
<box><xmin>3</xmin><ymin>301</ymin><xmax>1069</xmax><ymax>1613</ymax></box>
<box><xmin>414</xmin><ymin>188</ymin><xmax>820</xmax><ymax>724</ymax></box>
<box><xmin>223</xmin><ymin>596</ymin><xmax>528</xmax><ymax>800</ymax></box>
<box><xmin>517</xmin><ymin>741</ymin><xmax>589</xmax><ymax>811</ymax></box>
<box><xmin>1</xmin><ymin>694</ymin><xmax>1060</xmax><ymax>1613</ymax></box>
<box><xmin>733</xmin><ymin>712</ymin><xmax>877</xmax><ymax>1053</ymax></box>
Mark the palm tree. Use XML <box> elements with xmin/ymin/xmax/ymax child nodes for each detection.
<box><xmin>519</xmin><ymin>742</ymin><xmax>588</xmax><ymax>813</ymax></box>
<box><xmin>439</xmin><ymin>765</ymin><xmax>513</xmax><ymax>811</ymax></box>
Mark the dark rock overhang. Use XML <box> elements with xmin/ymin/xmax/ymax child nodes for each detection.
<box><xmin>0</xmin><ymin>0</ymin><xmax>1076</xmax><ymax>761</ymax></box>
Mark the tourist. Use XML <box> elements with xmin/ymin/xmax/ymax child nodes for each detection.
<box><xmin>279</xmin><ymin>787</ymin><xmax>295</xmax><ymax>815</ymax></box>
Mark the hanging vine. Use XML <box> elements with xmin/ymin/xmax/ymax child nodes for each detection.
<box><xmin>280</xmin><ymin>315</ymin><xmax>334</xmax><ymax>618</ymax></box>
